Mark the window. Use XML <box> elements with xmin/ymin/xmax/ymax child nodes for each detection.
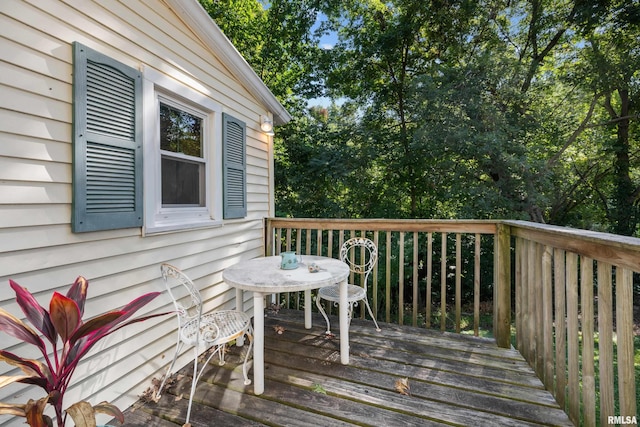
<box><xmin>159</xmin><ymin>100</ymin><xmax>205</xmax><ymax>207</ymax></box>
<box><xmin>144</xmin><ymin>87</ymin><xmax>219</xmax><ymax>233</ymax></box>
<box><xmin>72</xmin><ymin>43</ymin><xmax>248</xmax><ymax>234</ymax></box>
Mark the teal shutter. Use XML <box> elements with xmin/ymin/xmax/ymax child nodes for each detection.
<box><xmin>72</xmin><ymin>42</ymin><xmax>143</xmax><ymax>232</ymax></box>
<box><xmin>222</xmin><ymin>113</ymin><xmax>247</xmax><ymax>219</ymax></box>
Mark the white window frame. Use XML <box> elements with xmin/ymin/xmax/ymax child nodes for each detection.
<box><xmin>142</xmin><ymin>67</ymin><xmax>223</xmax><ymax>234</ymax></box>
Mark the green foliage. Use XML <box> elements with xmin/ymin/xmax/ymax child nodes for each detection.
<box><xmin>200</xmin><ymin>0</ymin><xmax>324</xmax><ymax>111</ymax></box>
<box><xmin>202</xmin><ymin>0</ymin><xmax>640</xmax><ymax>236</ymax></box>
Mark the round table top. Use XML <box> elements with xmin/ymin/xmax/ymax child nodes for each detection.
<box><xmin>223</xmin><ymin>255</ymin><xmax>349</xmax><ymax>293</ymax></box>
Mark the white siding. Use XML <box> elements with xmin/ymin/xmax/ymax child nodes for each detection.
<box><xmin>0</xmin><ymin>0</ymin><xmax>276</xmax><ymax>424</ymax></box>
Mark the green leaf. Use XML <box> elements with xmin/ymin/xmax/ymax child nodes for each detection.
<box><xmin>312</xmin><ymin>383</ymin><xmax>327</xmax><ymax>394</ymax></box>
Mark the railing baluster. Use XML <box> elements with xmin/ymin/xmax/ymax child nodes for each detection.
<box><xmin>316</xmin><ymin>228</ymin><xmax>323</xmax><ymax>256</ymax></box>
<box><xmin>275</xmin><ymin>227</ymin><xmax>282</xmax><ymax>254</ymax></box>
<box><xmin>399</xmin><ymin>231</ymin><xmax>405</xmax><ymax>325</ymax></box>
<box><xmin>373</xmin><ymin>230</ymin><xmax>379</xmax><ymax>319</ymax></box>
<box><xmin>385</xmin><ymin>231</ymin><xmax>391</xmax><ymax>323</ymax></box>
<box><xmin>566</xmin><ymin>252</ymin><xmax>579</xmax><ymax>425</ymax></box>
<box><xmin>440</xmin><ymin>232</ymin><xmax>447</xmax><ymax>331</ymax></box>
<box><xmin>542</xmin><ymin>245</ymin><xmax>553</xmax><ymax>392</ymax></box>
<box><xmin>597</xmin><ymin>261</ymin><xmax>614</xmax><ymax>426</ymax></box>
<box><xmin>534</xmin><ymin>242</ymin><xmax>543</xmax><ymax>378</ymax></box>
<box><xmin>526</xmin><ymin>240</ymin><xmax>535</xmax><ymax>364</ymax></box>
<box><xmin>514</xmin><ymin>237</ymin><xmax>523</xmax><ymax>354</ymax></box>
<box><xmin>617</xmin><ymin>267</ymin><xmax>637</xmax><ymax>418</ymax></box>
<box><xmin>426</xmin><ymin>232</ymin><xmax>433</xmax><ymax>329</ymax></box>
<box><xmin>286</xmin><ymin>228</ymin><xmax>292</xmax><ymax>252</ymax></box>
<box><xmin>554</xmin><ymin>248</ymin><xmax>567</xmax><ymax>410</ymax></box>
<box><xmin>494</xmin><ymin>223</ymin><xmax>511</xmax><ymax>348</ymax></box>
<box><xmin>581</xmin><ymin>256</ymin><xmax>596</xmax><ymax>427</ymax></box>
<box><xmin>473</xmin><ymin>233</ymin><xmax>480</xmax><ymax>336</ymax></box>
<box><xmin>359</xmin><ymin>230</ymin><xmax>366</xmax><ymax>319</ymax></box>
<box><xmin>327</xmin><ymin>229</ymin><xmax>334</xmax><ymax>258</ymax></box>
<box><xmin>347</xmin><ymin>230</ymin><xmax>354</xmax><ymax>289</ymax></box>
<box><xmin>413</xmin><ymin>231</ymin><xmax>419</xmax><ymax>327</ymax></box>
<box><xmin>455</xmin><ymin>233</ymin><xmax>461</xmax><ymax>333</ymax></box>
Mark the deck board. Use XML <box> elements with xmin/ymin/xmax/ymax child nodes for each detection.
<box><xmin>118</xmin><ymin>309</ymin><xmax>573</xmax><ymax>426</ymax></box>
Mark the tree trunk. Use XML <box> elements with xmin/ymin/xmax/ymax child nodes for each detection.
<box><xmin>611</xmin><ymin>89</ymin><xmax>637</xmax><ymax>236</ymax></box>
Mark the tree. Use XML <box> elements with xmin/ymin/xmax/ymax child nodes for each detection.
<box><xmin>200</xmin><ymin>0</ymin><xmax>323</xmax><ymax>109</ymax></box>
<box><xmin>580</xmin><ymin>2</ymin><xmax>640</xmax><ymax>235</ymax></box>
<box><xmin>202</xmin><ymin>0</ymin><xmax>640</xmax><ymax>237</ymax></box>
<box><xmin>316</xmin><ymin>0</ymin><xmax>640</xmax><ymax>229</ymax></box>
<box><xmin>538</xmin><ymin>0</ymin><xmax>640</xmax><ymax>234</ymax></box>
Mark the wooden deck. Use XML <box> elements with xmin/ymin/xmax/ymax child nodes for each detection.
<box><xmin>117</xmin><ymin>309</ymin><xmax>573</xmax><ymax>426</ymax></box>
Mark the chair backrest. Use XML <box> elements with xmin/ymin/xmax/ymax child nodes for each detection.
<box><xmin>339</xmin><ymin>237</ymin><xmax>378</xmax><ymax>286</ymax></box>
<box><xmin>160</xmin><ymin>263</ymin><xmax>203</xmax><ymax>325</ymax></box>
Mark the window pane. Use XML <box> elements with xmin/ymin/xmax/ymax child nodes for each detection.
<box><xmin>159</xmin><ymin>103</ymin><xmax>202</xmax><ymax>157</ymax></box>
<box><xmin>161</xmin><ymin>156</ymin><xmax>204</xmax><ymax>206</ymax></box>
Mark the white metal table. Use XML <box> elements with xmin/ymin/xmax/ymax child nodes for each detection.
<box><xmin>222</xmin><ymin>255</ymin><xmax>350</xmax><ymax>395</ymax></box>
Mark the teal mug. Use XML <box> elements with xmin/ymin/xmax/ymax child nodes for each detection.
<box><xmin>280</xmin><ymin>251</ymin><xmax>298</xmax><ymax>269</ymax></box>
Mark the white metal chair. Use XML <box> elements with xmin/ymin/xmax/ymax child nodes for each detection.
<box><xmin>316</xmin><ymin>237</ymin><xmax>381</xmax><ymax>334</ymax></box>
<box><xmin>155</xmin><ymin>263</ymin><xmax>253</xmax><ymax>425</ymax></box>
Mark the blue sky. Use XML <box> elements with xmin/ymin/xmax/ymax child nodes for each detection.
<box><xmin>314</xmin><ymin>12</ymin><xmax>338</xmax><ymax>50</ymax></box>
<box><xmin>308</xmin><ymin>13</ymin><xmax>340</xmax><ymax>107</ymax></box>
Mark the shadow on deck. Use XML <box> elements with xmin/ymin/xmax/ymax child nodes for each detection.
<box><xmin>117</xmin><ymin>309</ymin><xmax>572</xmax><ymax>426</ymax></box>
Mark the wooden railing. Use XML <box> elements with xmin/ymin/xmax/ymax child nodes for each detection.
<box><xmin>505</xmin><ymin>220</ymin><xmax>638</xmax><ymax>426</ymax></box>
<box><xmin>264</xmin><ymin>217</ymin><xmax>638</xmax><ymax>426</ymax></box>
<box><xmin>264</xmin><ymin>218</ymin><xmax>510</xmax><ymax>346</ymax></box>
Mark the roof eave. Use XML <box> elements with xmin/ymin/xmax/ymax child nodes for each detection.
<box><xmin>164</xmin><ymin>0</ymin><xmax>292</xmax><ymax>126</ymax></box>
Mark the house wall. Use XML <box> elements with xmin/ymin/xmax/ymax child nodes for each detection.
<box><xmin>0</xmin><ymin>0</ymin><xmax>274</xmax><ymax>424</ymax></box>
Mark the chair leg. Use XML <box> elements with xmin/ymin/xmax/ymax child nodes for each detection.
<box><xmin>315</xmin><ymin>295</ymin><xmax>332</xmax><ymax>334</ymax></box>
<box><xmin>217</xmin><ymin>343</ymin><xmax>226</xmax><ymax>366</ymax></box>
<box><xmin>194</xmin><ymin>345</ymin><xmax>222</xmax><ymax>386</ymax></box>
<box><xmin>363</xmin><ymin>297</ymin><xmax>381</xmax><ymax>332</ymax></box>
<box><xmin>242</xmin><ymin>329</ymin><xmax>254</xmax><ymax>385</ymax></box>
<box><xmin>187</xmin><ymin>343</ymin><xmax>229</xmax><ymax>424</ymax></box>
<box><xmin>347</xmin><ymin>301</ymin><xmax>355</xmax><ymax>326</ymax></box>
<box><xmin>185</xmin><ymin>345</ymin><xmax>200</xmax><ymax>425</ymax></box>
<box><xmin>155</xmin><ymin>340</ymin><xmax>183</xmax><ymax>400</ymax></box>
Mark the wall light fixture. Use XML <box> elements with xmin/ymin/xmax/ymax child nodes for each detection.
<box><xmin>260</xmin><ymin>115</ymin><xmax>274</xmax><ymax>136</ymax></box>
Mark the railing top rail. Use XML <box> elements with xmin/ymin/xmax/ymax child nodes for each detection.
<box><xmin>266</xmin><ymin>218</ymin><xmax>498</xmax><ymax>234</ymax></box>
<box><xmin>505</xmin><ymin>220</ymin><xmax>640</xmax><ymax>271</ymax></box>
<box><xmin>268</xmin><ymin>217</ymin><xmax>640</xmax><ymax>270</ymax></box>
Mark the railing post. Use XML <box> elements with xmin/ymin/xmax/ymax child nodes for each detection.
<box><xmin>494</xmin><ymin>222</ymin><xmax>511</xmax><ymax>348</ymax></box>
<box><xmin>264</xmin><ymin>218</ymin><xmax>274</xmax><ymax>256</ymax></box>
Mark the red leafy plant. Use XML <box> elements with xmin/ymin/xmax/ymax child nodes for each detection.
<box><xmin>0</xmin><ymin>277</ymin><xmax>169</xmax><ymax>427</ymax></box>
